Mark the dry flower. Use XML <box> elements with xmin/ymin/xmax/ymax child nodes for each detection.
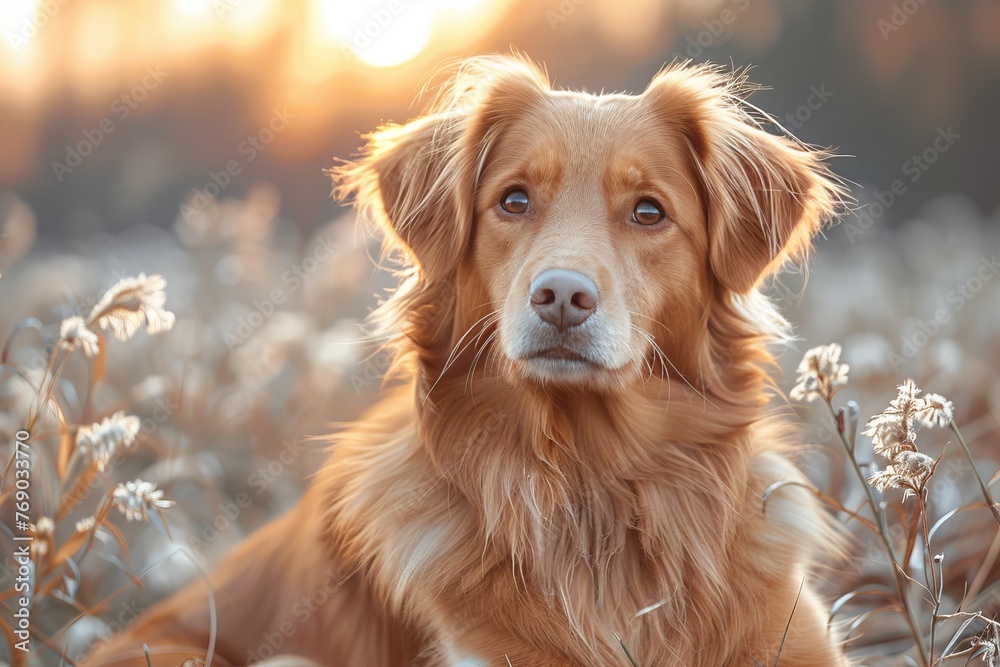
<box><xmin>76</xmin><ymin>411</ymin><xmax>141</xmax><ymax>472</ymax></box>
<box><xmin>864</xmin><ymin>380</ymin><xmax>955</xmax><ymax>500</ymax></box>
<box><xmin>87</xmin><ymin>273</ymin><xmax>175</xmax><ymax>341</ymax></box>
<box><xmin>863</xmin><ymin>381</ymin><xmax>955</xmax><ymax>460</ymax></box>
<box><xmin>790</xmin><ymin>343</ymin><xmax>849</xmax><ymax>402</ymax></box>
<box><xmin>863</xmin><ymin>380</ymin><xmax>925</xmax><ymax>459</ymax></box>
<box><xmin>918</xmin><ymin>392</ymin><xmax>955</xmax><ymax>428</ymax></box>
<box><xmin>868</xmin><ymin>451</ymin><xmax>935</xmax><ymax>498</ymax></box>
<box><xmin>112</xmin><ymin>479</ymin><xmax>175</xmax><ymax>522</ymax></box>
<box><xmin>30</xmin><ymin>516</ymin><xmax>55</xmax><ymax>561</ymax></box>
<box><xmin>974</xmin><ymin>629</ymin><xmax>1000</xmax><ymax>667</ymax></box>
<box><xmin>75</xmin><ymin>516</ymin><xmax>97</xmax><ymax>533</ymax></box>
<box><xmin>58</xmin><ymin>315</ymin><xmax>99</xmax><ymax>357</ymax></box>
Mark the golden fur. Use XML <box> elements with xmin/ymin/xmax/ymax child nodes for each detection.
<box><xmin>88</xmin><ymin>54</ymin><xmax>849</xmax><ymax>666</ymax></box>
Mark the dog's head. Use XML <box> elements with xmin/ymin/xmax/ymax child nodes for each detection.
<box><xmin>334</xmin><ymin>55</ymin><xmax>842</xmax><ymax>395</ymax></box>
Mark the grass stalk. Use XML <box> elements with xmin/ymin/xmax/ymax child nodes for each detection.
<box><xmin>950</xmin><ymin>421</ymin><xmax>1000</xmax><ymax>527</ymax></box>
<box><xmin>825</xmin><ymin>399</ymin><xmax>930</xmax><ymax>667</ymax></box>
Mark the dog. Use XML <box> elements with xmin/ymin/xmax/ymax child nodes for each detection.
<box><xmin>88</xmin><ymin>54</ymin><xmax>848</xmax><ymax>666</ymax></box>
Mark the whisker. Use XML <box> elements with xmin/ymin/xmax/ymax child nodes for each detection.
<box><xmin>630</xmin><ymin>323</ymin><xmax>720</xmax><ymax>410</ymax></box>
<box><xmin>423</xmin><ymin>310</ymin><xmax>501</xmax><ymax>404</ymax></box>
<box><xmin>630</xmin><ymin>324</ymin><xmax>670</xmax><ymax>409</ymax></box>
<box><xmin>466</xmin><ymin>329</ymin><xmax>500</xmax><ymax>397</ymax></box>
<box><xmin>627</xmin><ymin>310</ymin><xmax>674</xmax><ymax>337</ymax></box>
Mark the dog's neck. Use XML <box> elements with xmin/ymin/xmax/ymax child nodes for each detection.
<box><xmin>324</xmin><ymin>325</ymin><xmax>788</xmax><ymax>660</ymax></box>
<box><xmin>408</xmin><ymin>368</ymin><xmax>759</xmax><ymax>625</ymax></box>
<box><xmin>328</xmin><ymin>288</ymin><xmax>789</xmax><ymax>645</ymax></box>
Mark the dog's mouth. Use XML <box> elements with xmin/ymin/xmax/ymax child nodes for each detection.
<box><xmin>501</xmin><ymin>312</ymin><xmax>627</xmax><ymax>383</ymax></box>
<box><xmin>527</xmin><ymin>346</ymin><xmax>591</xmax><ymax>363</ymax></box>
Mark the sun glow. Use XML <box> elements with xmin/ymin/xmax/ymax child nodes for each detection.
<box><xmin>0</xmin><ymin>0</ymin><xmax>512</xmax><ymax>107</ymax></box>
<box><xmin>317</xmin><ymin>0</ymin><xmax>494</xmax><ymax>68</ymax></box>
<box><xmin>0</xmin><ymin>0</ymin><xmax>41</xmax><ymax>51</ymax></box>
<box><xmin>174</xmin><ymin>0</ymin><xmax>214</xmax><ymax>16</ymax></box>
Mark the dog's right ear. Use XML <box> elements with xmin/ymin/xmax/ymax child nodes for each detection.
<box><xmin>331</xmin><ymin>54</ymin><xmax>549</xmax><ymax>282</ymax></box>
<box><xmin>331</xmin><ymin>112</ymin><xmax>472</xmax><ymax>282</ymax></box>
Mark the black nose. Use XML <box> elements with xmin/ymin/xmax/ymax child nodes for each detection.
<box><xmin>529</xmin><ymin>269</ymin><xmax>599</xmax><ymax>332</ymax></box>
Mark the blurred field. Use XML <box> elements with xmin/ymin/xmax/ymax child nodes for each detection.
<box><xmin>1</xmin><ymin>1</ymin><xmax>999</xmax><ymax>665</ymax></box>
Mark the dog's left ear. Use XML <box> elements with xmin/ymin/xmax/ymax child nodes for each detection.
<box><xmin>645</xmin><ymin>66</ymin><xmax>843</xmax><ymax>294</ymax></box>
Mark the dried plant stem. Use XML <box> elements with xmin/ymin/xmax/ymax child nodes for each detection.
<box><xmin>915</xmin><ymin>492</ymin><xmax>937</xmax><ymax>596</ymax></box>
<box><xmin>964</xmin><ymin>529</ymin><xmax>1000</xmax><ymax>605</ymax></box>
<box><xmin>825</xmin><ymin>400</ymin><xmax>930</xmax><ymax>667</ymax></box>
<box><xmin>950</xmin><ymin>421</ymin><xmax>1000</xmax><ymax>527</ymax></box>
<box><xmin>916</xmin><ymin>492</ymin><xmax>941</xmax><ymax>661</ymax></box>
<box><xmin>26</xmin><ymin>345</ymin><xmax>72</xmax><ymax>431</ymax></box>
<box><xmin>25</xmin><ymin>345</ymin><xmax>61</xmax><ymax>428</ymax></box>
<box><xmin>66</xmin><ymin>496</ymin><xmax>113</xmax><ymax>573</ymax></box>
<box><xmin>929</xmin><ymin>555</ymin><xmax>944</xmax><ymax>664</ymax></box>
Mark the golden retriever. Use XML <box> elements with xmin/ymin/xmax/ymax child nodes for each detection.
<box><xmin>88</xmin><ymin>54</ymin><xmax>848</xmax><ymax>667</ymax></box>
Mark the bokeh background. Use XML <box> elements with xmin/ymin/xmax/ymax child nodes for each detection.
<box><xmin>1</xmin><ymin>0</ymin><xmax>999</xmax><ymax>665</ymax></box>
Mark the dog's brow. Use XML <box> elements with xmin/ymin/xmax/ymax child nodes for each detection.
<box><xmin>486</xmin><ymin>144</ymin><xmax>564</xmax><ymax>189</ymax></box>
<box><xmin>602</xmin><ymin>159</ymin><xmax>647</xmax><ymax>191</ymax></box>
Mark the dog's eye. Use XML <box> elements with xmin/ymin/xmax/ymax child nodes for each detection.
<box><xmin>632</xmin><ymin>199</ymin><xmax>665</xmax><ymax>226</ymax></box>
<box><xmin>500</xmin><ymin>189</ymin><xmax>529</xmax><ymax>214</ymax></box>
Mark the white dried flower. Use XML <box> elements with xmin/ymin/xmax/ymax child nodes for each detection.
<box><xmin>88</xmin><ymin>273</ymin><xmax>175</xmax><ymax>341</ymax></box>
<box><xmin>30</xmin><ymin>517</ymin><xmax>54</xmax><ymax>539</ymax></box>
<box><xmin>75</xmin><ymin>516</ymin><xmax>97</xmax><ymax>533</ymax></box>
<box><xmin>76</xmin><ymin>411</ymin><xmax>141</xmax><ymax>472</ymax></box>
<box><xmin>790</xmin><ymin>343</ymin><xmax>849</xmax><ymax>402</ymax></box>
<box><xmin>29</xmin><ymin>517</ymin><xmax>55</xmax><ymax>560</ymax></box>
<box><xmin>58</xmin><ymin>316</ymin><xmax>99</xmax><ymax>357</ymax></box>
<box><xmin>863</xmin><ymin>409</ymin><xmax>918</xmax><ymax>459</ymax></box>
<box><xmin>112</xmin><ymin>479</ymin><xmax>175</xmax><ymax>522</ymax></box>
<box><xmin>864</xmin><ymin>380</ymin><xmax>953</xmax><ymax>498</ymax></box>
<box><xmin>974</xmin><ymin>630</ymin><xmax>1000</xmax><ymax>667</ymax></box>
<box><xmin>868</xmin><ymin>451</ymin><xmax>935</xmax><ymax>497</ymax></box>
<box><xmin>918</xmin><ymin>392</ymin><xmax>955</xmax><ymax>428</ymax></box>
<box><xmin>863</xmin><ymin>379</ymin><xmax>925</xmax><ymax>458</ymax></box>
<box><xmin>895</xmin><ymin>450</ymin><xmax>936</xmax><ymax>479</ymax></box>
<box><xmin>864</xmin><ymin>381</ymin><xmax>955</xmax><ymax>459</ymax></box>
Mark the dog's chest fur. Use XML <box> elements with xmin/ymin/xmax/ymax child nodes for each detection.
<box><xmin>324</xmin><ymin>386</ymin><xmax>819</xmax><ymax>666</ymax></box>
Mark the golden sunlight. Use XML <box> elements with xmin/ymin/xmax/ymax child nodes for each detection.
<box><xmin>0</xmin><ymin>0</ymin><xmax>41</xmax><ymax>52</ymax></box>
<box><xmin>317</xmin><ymin>0</ymin><xmax>495</xmax><ymax>68</ymax></box>
<box><xmin>0</xmin><ymin>0</ymin><xmax>514</xmax><ymax>111</ymax></box>
<box><xmin>175</xmin><ymin>0</ymin><xmax>215</xmax><ymax>16</ymax></box>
